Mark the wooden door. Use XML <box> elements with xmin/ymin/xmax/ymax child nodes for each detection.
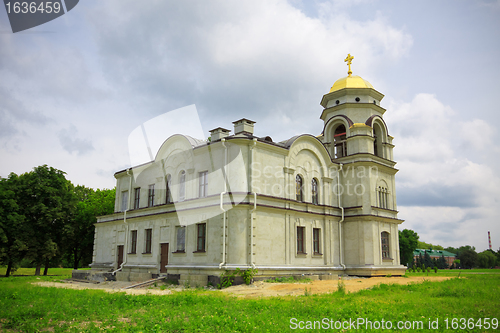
<box><xmin>117</xmin><ymin>245</ymin><xmax>124</xmax><ymax>268</ymax></box>
<box><xmin>160</xmin><ymin>243</ymin><xmax>169</xmax><ymax>273</ymax></box>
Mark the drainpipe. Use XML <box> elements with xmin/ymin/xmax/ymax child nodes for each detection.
<box><xmin>113</xmin><ymin>168</ymin><xmax>132</xmax><ymax>275</ymax></box>
<box><xmin>337</xmin><ymin>164</ymin><xmax>345</xmax><ymax>270</ymax></box>
<box><xmin>219</xmin><ymin>138</ymin><xmax>228</xmax><ymax>269</ymax></box>
<box><xmin>249</xmin><ymin>138</ymin><xmax>257</xmax><ymax>269</ymax></box>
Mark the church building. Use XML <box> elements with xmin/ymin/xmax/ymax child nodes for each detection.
<box><xmin>90</xmin><ymin>55</ymin><xmax>406</xmax><ymax>283</ymax></box>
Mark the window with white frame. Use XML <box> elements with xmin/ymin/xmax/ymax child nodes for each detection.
<box><xmin>199</xmin><ymin>171</ymin><xmax>208</xmax><ymax>198</ymax></box>
<box><xmin>148</xmin><ymin>184</ymin><xmax>155</xmax><ymax>207</ymax></box>
<box><xmin>144</xmin><ymin>228</ymin><xmax>152</xmax><ymax>254</ymax></box>
<box><xmin>381</xmin><ymin>231</ymin><xmax>390</xmax><ymax>259</ymax></box>
<box><xmin>297</xmin><ymin>226</ymin><xmax>305</xmax><ymax>254</ymax></box>
<box><xmin>313</xmin><ymin>228</ymin><xmax>321</xmax><ymax>254</ymax></box>
<box><xmin>179</xmin><ymin>171</ymin><xmax>186</xmax><ymax>201</ymax></box>
<box><xmin>176</xmin><ymin>226</ymin><xmax>185</xmax><ymax>252</ymax></box>
<box><xmin>121</xmin><ymin>191</ymin><xmax>128</xmax><ymax>212</ymax></box>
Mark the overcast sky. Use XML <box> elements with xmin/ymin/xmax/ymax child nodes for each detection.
<box><xmin>1</xmin><ymin>0</ymin><xmax>499</xmax><ymax>252</ymax></box>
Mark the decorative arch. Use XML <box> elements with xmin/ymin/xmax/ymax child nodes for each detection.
<box><xmin>365</xmin><ymin>115</ymin><xmax>388</xmax><ymax>158</ymax></box>
<box><xmin>323</xmin><ymin>115</ymin><xmax>353</xmax><ymax>159</ymax></box>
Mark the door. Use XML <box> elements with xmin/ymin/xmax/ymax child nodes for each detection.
<box><xmin>160</xmin><ymin>243</ymin><xmax>169</xmax><ymax>273</ymax></box>
<box><xmin>117</xmin><ymin>245</ymin><xmax>124</xmax><ymax>268</ymax></box>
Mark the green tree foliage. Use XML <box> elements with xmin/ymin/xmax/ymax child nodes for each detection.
<box><xmin>0</xmin><ymin>174</ymin><xmax>27</xmax><ymax>277</ymax></box>
<box><xmin>439</xmin><ymin>254</ymin><xmax>448</xmax><ymax>269</ymax></box>
<box><xmin>457</xmin><ymin>246</ymin><xmax>477</xmax><ymax>269</ymax></box>
<box><xmin>423</xmin><ymin>250</ymin><xmax>432</xmax><ymax>268</ymax></box>
<box><xmin>477</xmin><ymin>250</ymin><xmax>497</xmax><ymax>268</ymax></box>
<box><xmin>63</xmin><ymin>186</ymin><xmax>115</xmax><ymax>269</ymax></box>
<box><xmin>417</xmin><ymin>241</ymin><xmax>444</xmax><ymax>250</ymax></box>
<box><xmin>16</xmin><ymin>165</ymin><xmax>74</xmax><ymax>275</ymax></box>
<box><xmin>444</xmin><ymin>246</ymin><xmax>458</xmax><ymax>254</ymax></box>
<box><xmin>398</xmin><ymin>229</ymin><xmax>419</xmax><ymax>267</ymax></box>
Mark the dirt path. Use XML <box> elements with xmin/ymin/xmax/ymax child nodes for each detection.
<box><xmin>220</xmin><ymin>276</ymin><xmax>454</xmax><ymax>298</ymax></box>
<box><xmin>33</xmin><ymin>275</ymin><xmax>453</xmax><ymax>298</ymax></box>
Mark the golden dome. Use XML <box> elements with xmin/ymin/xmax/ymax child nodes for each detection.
<box><xmin>329</xmin><ymin>75</ymin><xmax>373</xmax><ymax>93</ymax></box>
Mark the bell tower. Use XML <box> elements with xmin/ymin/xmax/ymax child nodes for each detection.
<box><xmin>320</xmin><ymin>55</ymin><xmax>405</xmax><ymax>276</ymax></box>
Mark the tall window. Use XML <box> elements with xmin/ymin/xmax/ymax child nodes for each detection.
<box><xmin>130</xmin><ymin>230</ymin><xmax>137</xmax><ymax>254</ymax></box>
<box><xmin>378</xmin><ymin>186</ymin><xmax>388</xmax><ymax>209</ymax></box>
<box><xmin>311</xmin><ymin>178</ymin><xmax>319</xmax><ymax>205</ymax></box>
<box><xmin>381</xmin><ymin>232</ymin><xmax>390</xmax><ymax>259</ymax></box>
<box><xmin>296</xmin><ymin>175</ymin><xmax>303</xmax><ymax>202</ymax></box>
<box><xmin>297</xmin><ymin>226</ymin><xmax>305</xmax><ymax>253</ymax></box>
<box><xmin>179</xmin><ymin>171</ymin><xmax>186</xmax><ymax>201</ymax></box>
<box><xmin>144</xmin><ymin>229</ymin><xmax>152</xmax><ymax>254</ymax></box>
<box><xmin>121</xmin><ymin>191</ymin><xmax>128</xmax><ymax>212</ymax></box>
<box><xmin>148</xmin><ymin>184</ymin><xmax>155</xmax><ymax>207</ymax></box>
<box><xmin>176</xmin><ymin>226</ymin><xmax>185</xmax><ymax>252</ymax></box>
<box><xmin>373</xmin><ymin>123</ymin><xmax>383</xmax><ymax>157</ymax></box>
<box><xmin>313</xmin><ymin>228</ymin><xmax>320</xmax><ymax>254</ymax></box>
<box><xmin>334</xmin><ymin>125</ymin><xmax>347</xmax><ymax>158</ymax></box>
<box><xmin>199</xmin><ymin>171</ymin><xmax>208</xmax><ymax>198</ymax></box>
<box><xmin>165</xmin><ymin>174</ymin><xmax>172</xmax><ymax>204</ymax></box>
<box><xmin>134</xmin><ymin>188</ymin><xmax>140</xmax><ymax>209</ymax></box>
<box><xmin>196</xmin><ymin>223</ymin><xmax>206</xmax><ymax>252</ymax></box>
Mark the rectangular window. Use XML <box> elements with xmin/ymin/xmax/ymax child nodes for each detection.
<box><xmin>297</xmin><ymin>226</ymin><xmax>305</xmax><ymax>254</ymax></box>
<box><xmin>121</xmin><ymin>191</ymin><xmax>128</xmax><ymax>212</ymax></box>
<box><xmin>134</xmin><ymin>188</ymin><xmax>140</xmax><ymax>209</ymax></box>
<box><xmin>196</xmin><ymin>223</ymin><xmax>206</xmax><ymax>252</ymax></box>
<box><xmin>148</xmin><ymin>184</ymin><xmax>155</xmax><ymax>207</ymax></box>
<box><xmin>313</xmin><ymin>228</ymin><xmax>320</xmax><ymax>254</ymax></box>
<box><xmin>199</xmin><ymin>171</ymin><xmax>208</xmax><ymax>198</ymax></box>
<box><xmin>166</xmin><ymin>175</ymin><xmax>172</xmax><ymax>204</ymax></box>
<box><xmin>130</xmin><ymin>230</ymin><xmax>137</xmax><ymax>254</ymax></box>
<box><xmin>176</xmin><ymin>226</ymin><xmax>185</xmax><ymax>252</ymax></box>
<box><xmin>144</xmin><ymin>229</ymin><xmax>152</xmax><ymax>254</ymax></box>
<box><xmin>381</xmin><ymin>232</ymin><xmax>390</xmax><ymax>258</ymax></box>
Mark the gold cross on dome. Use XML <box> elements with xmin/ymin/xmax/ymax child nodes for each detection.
<box><xmin>344</xmin><ymin>53</ymin><xmax>354</xmax><ymax>77</ymax></box>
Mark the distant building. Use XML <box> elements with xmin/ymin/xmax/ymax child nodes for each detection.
<box><xmin>413</xmin><ymin>249</ymin><xmax>457</xmax><ymax>267</ymax></box>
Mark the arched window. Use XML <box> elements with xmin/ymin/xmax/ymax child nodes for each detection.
<box><xmin>165</xmin><ymin>174</ymin><xmax>172</xmax><ymax>204</ymax></box>
<box><xmin>179</xmin><ymin>171</ymin><xmax>186</xmax><ymax>201</ymax></box>
<box><xmin>311</xmin><ymin>178</ymin><xmax>319</xmax><ymax>205</ymax></box>
<box><xmin>373</xmin><ymin>123</ymin><xmax>384</xmax><ymax>158</ymax></box>
<box><xmin>334</xmin><ymin>125</ymin><xmax>347</xmax><ymax>158</ymax></box>
<box><xmin>378</xmin><ymin>186</ymin><xmax>388</xmax><ymax>209</ymax></box>
<box><xmin>381</xmin><ymin>232</ymin><xmax>390</xmax><ymax>258</ymax></box>
<box><xmin>296</xmin><ymin>175</ymin><xmax>303</xmax><ymax>202</ymax></box>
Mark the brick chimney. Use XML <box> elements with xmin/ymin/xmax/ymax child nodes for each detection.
<box><xmin>232</xmin><ymin>118</ymin><xmax>255</xmax><ymax>136</ymax></box>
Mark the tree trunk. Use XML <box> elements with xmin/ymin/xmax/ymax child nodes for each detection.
<box><xmin>35</xmin><ymin>263</ymin><xmax>41</xmax><ymax>276</ymax></box>
<box><xmin>5</xmin><ymin>260</ymin><xmax>13</xmax><ymax>277</ymax></box>
<box><xmin>43</xmin><ymin>258</ymin><xmax>49</xmax><ymax>276</ymax></box>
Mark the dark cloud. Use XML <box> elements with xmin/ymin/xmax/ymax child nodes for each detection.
<box><xmin>397</xmin><ymin>184</ymin><xmax>476</xmax><ymax>208</ymax></box>
<box><xmin>58</xmin><ymin>125</ymin><xmax>94</xmax><ymax>155</ymax></box>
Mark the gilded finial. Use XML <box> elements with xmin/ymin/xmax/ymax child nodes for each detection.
<box><xmin>344</xmin><ymin>53</ymin><xmax>354</xmax><ymax>77</ymax></box>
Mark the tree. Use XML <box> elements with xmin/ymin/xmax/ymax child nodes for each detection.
<box><xmin>418</xmin><ymin>241</ymin><xmax>444</xmax><ymax>250</ymax></box>
<box><xmin>399</xmin><ymin>229</ymin><xmax>419</xmax><ymax>267</ymax></box>
<box><xmin>457</xmin><ymin>246</ymin><xmax>477</xmax><ymax>269</ymax></box>
<box><xmin>63</xmin><ymin>186</ymin><xmax>115</xmax><ymax>269</ymax></box>
<box><xmin>0</xmin><ymin>173</ymin><xmax>27</xmax><ymax>277</ymax></box>
<box><xmin>439</xmin><ymin>254</ymin><xmax>448</xmax><ymax>269</ymax></box>
<box><xmin>424</xmin><ymin>250</ymin><xmax>432</xmax><ymax>268</ymax></box>
<box><xmin>477</xmin><ymin>250</ymin><xmax>497</xmax><ymax>268</ymax></box>
<box><xmin>17</xmin><ymin>165</ymin><xmax>74</xmax><ymax>275</ymax></box>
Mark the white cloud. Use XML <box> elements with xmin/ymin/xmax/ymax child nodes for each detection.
<box><xmin>386</xmin><ymin>94</ymin><xmax>500</xmax><ymax>250</ymax></box>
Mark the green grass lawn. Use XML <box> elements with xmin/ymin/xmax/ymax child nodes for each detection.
<box><xmin>0</xmin><ymin>267</ymin><xmax>80</xmax><ymax>277</ymax></box>
<box><xmin>0</xmin><ymin>269</ymin><xmax>499</xmax><ymax>332</ymax></box>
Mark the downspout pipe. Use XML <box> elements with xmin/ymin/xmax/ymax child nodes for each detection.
<box><xmin>337</xmin><ymin>164</ymin><xmax>346</xmax><ymax>270</ymax></box>
<box><xmin>249</xmin><ymin>138</ymin><xmax>257</xmax><ymax>269</ymax></box>
<box><xmin>219</xmin><ymin>138</ymin><xmax>228</xmax><ymax>269</ymax></box>
<box><xmin>113</xmin><ymin>168</ymin><xmax>133</xmax><ymax>275</ymax></box>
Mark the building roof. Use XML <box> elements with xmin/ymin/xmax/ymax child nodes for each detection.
<box><xmin>329</xmin><ymin>75</ymin><xmax>374</xmax><ymax>93</ymax></box>
<box><xmin>413</xmin><ymin>249</ymin><xmax>457</xmax><ymax>257</ymax></box>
